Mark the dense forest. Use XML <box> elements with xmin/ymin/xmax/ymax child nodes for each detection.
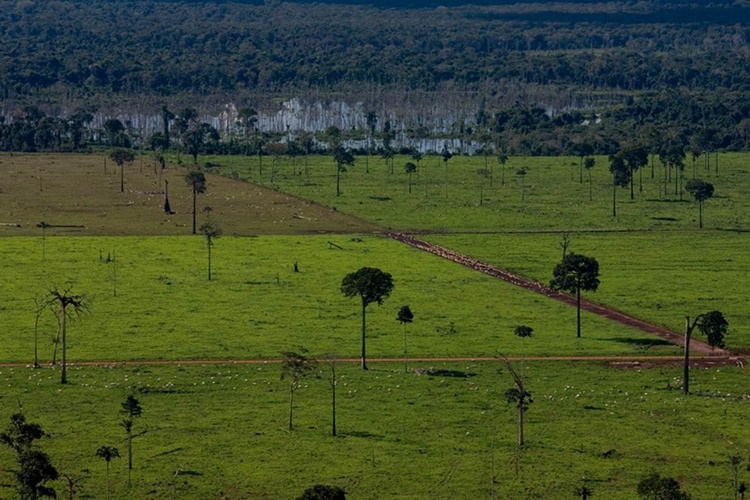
<box><xmin>2</xmin><ymin>0</ymin><xmax>750</xmax><ymax>154</ymax></box>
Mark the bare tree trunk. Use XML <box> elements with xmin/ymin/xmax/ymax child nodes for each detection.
<box><xmin>683</xmin><ymin>316</ymin><xmax>692</xmax><ymax>395</ymax></box>
<box><xmin>517</xmin><ymin>405</ymin><xmax>524</xmax><ymax>446</ymax></box>
<box><xmin>288</xmin><ymin>384</ymin><xmax>294</xmax><ymax>431</ymax></box>
<box><xmin>361</xmin><ymin>302</ymin><xmax>367</xmax><ymax>370</ymax></box>
<box><xmin>61</xmin><ymin>307</ymin><xmax>68</xmax><ymax>384</ymax></box>
<box><xmin>576</xmin><ymin>286</ymin><xmax>581</xmax><ymax>338</ymax></box>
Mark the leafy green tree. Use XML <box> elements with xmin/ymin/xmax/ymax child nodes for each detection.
<box><xmin>296</xmin><ymin>484</ymin><xmax>347</xmax><ymax>500</ymax></box>
<box><xmin>404</xmin><ymin>162</ymin><xmax>417</xmax><ymax>193</ymax></box>
<box><xmin>584</xmin><ymin>157</ymin><xmax>596</xmax><ymax>201</ymax></box>
<box><xmin>103</xmin><ymin>118</ymin><xmax>127</xmax><ymax>147</ymax></box>
<box><xmin>341</xmin><ymin>267</ymin><xmax>394</xmax><ymax>370</ymax></box>
<box><xmin>47</xmin><ymin>287</ymin><xmax>86</xmax><ymax>384</ymax></box>
<box><xmin>1</xmin><ymin>413</ymin><xmax>58</xmax><ymax>500</ymax></box>
<box><xmin>332</xmin><ymin>144</ymin><xmax>355</xmax><ymax>197</ymax></box>
<box><xmin>637</xmin><ymin>473</ymin><xmax>691</xmax><ymax>500</ymax></box>
<box><xmin>95</xmin><ymin>445</ymin><xmax>120</xmax><ymax>500</ymax></box>
<box><xmin>199</xmin><ymin>221</ymin><xmax>222</xmax><ymax>280</ymax></box>
<box><xmin>683</xmin><ymin>310</ymin><xmax>728</xmax><ymax>394</ymax></box>
<box><xmin>185</xmin><ymin>171</ymin><xmax>207</xmax><ymax>234</ymax></box>
<box><xmin>608</xmin><ymin>153</ymin><xmax>630</xmax><ymax>217</ymax></box>
<box><xmin>576</xmin><ymin>485</ymin><xmax>593</xmax><ymax>499</ymax></box>
<box><xmin>109</xmin><ymin>149</ymin><xmax>135</xmax><ymax>193</ymax></box>
<box><xmin>567</xmin><ymin>142</ymin><xmax>594</xmax><ymax>183</ymax></box>
<box><xmin>550</xmin><ymin>253</ymin><xmax>600</xmax><ymax>338</ymax></box>
<box><xmin>497</xmin><ymin>153</ymin><xmax>509</xmax><ymax>186</ymax></box>
<box><xmin>120</xmin><ymin>395</ymin><xmax>143</xmax><ymax>484</ymax></box>
<box><xmin>685</xmin><ymin>179</ymin><xmax>714</xmax><ymax>228</ymax></box>
<box><xmin>396</xmin><ymin>305</ymin><xmax>414</xmax><ymax>372</ymax></box>
<box><xmin>281</xmin><ymin>350</ymin><xmax>318</xmax><ymax>431</ymax></box>
<box><xmin>514</xmin><ymin>325</ymin><xmax>533</xmax><ymax>338</ymax></box>
<box><xmin>441</xmin><ymin>144</ymin><xmax>453</xmax><ymax>197</ymax></box>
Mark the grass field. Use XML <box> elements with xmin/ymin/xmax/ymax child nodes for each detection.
<box><xmin>0</xmin><ymin>152</ymin><xmax>746</xmax><ymax>499</ymax></box>
<box><xmin>0</xmin><ymin>360</ymin><xmax>747</xmax><ymax>499</ymax></box>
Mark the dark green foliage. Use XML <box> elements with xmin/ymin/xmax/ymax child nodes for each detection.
<box><xmin>332</xmin><ymin>145</ymin><xmax>355</xmax><ymax>197</ymax></box>
<box><xmin>697</xmin><ymin>310</ymin><xmax>729</xmax><ymax>350</ymax></box>
<box><xmin>296</xmin><ymin>484</ymin><xmax>347</xmax><ymax>500</ymax></box>
<box><xmin>1</xmin><ymin>413</ymin><xmax>58</xmax><ymax>500</ymax></box>
<box><xmin>550</xmin><ymin>253</ymin><xmax>600</xmax><ymax>338</ymax></box>
<box><xmin>685</xmin><ymin>179</ymin><xmax>715</xmax><ymax>228</ymax></box>
<box><xmin>200</xmin><ymin>221</ymin><xmax>222</xmax><ymax>281</ymax></box>
<box><xmin>281</xmin><ymin>350</ymin><xmax>319</xmax><ymax>431</ymax></box>
<box><xmin>121</xmin><ymin>395</ymin><xmax>143</xmax><ymax>476</ymax></box>
<box><xmin>514</xmin><ymin>325</ymin><xmax>533</xmax><ymax>338</ymax></box>
<box><xmin>185</xmin><ymin>171</ymin><xmax>207</xmax><ymax>234</ymax></box>
<box><xmin>636</xmin><ymin>473</ymin><xmax>691</xmax><ymax>500</ymax></box>
<box><xmin>341</xmin><ymin>267</ymin><xmax>394</xmax><ymax>369</ymax></box>
<box><xmin>396</xmin><ymin>305</ymin><xmax>414</xmax><ymax>325</ymax></box>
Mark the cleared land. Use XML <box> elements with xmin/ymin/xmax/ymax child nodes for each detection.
<box><xmin>0</xmin><ymin>152</ymin><xmax>746</xmax><ymax>500</ymax></box>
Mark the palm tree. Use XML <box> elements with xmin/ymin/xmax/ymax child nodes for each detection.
<box><xmin>121</xmin><ymin>395</ymin><xmax>143</xmax><ymax>485</ymax></box>
<box><xmin>185</xmin><ymin>171</ymin><xmax>207</xmax><ymax>234</ymax></box>
<box><xmin>95</xmin><ymin>445</ymin><xmax>120</xmax><ymax>500</ymax></box>
<box><xmin>48</xmin><ymin>287</ymin><xmax>86</xmax><ymax>384</ymax></box>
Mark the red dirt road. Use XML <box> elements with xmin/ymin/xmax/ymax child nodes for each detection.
<box><xmin>386</xmin><ymin>231</ymin><xmax>729</xmax><ymax>356</ymax></box>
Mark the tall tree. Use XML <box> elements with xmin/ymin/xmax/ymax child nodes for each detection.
<box><xmin>584</xmin><ymin>157</ymin><xmax>596</xmax><ymax>201</ymax></box>
<box><xmin>567</xmin><ymin>142</ymin><xmax>594</xmax><ymax>183</ymax></box>
<box><xmin>95</xmin><ymin>445</ymin><xmax>120</xmax><ymax>500</ymax></box>
<box><xmin>396</xmin><ymin>305</ymin><xmax>414</xmax><ymax>372</ymax></box>
<box><xmin>502</xmin><ymin>357</ymin><xmax>533</xmax><ymax>447</ymax></box>
<box><xmin>185</xmin><ymin>171</ymin><xmax>207</xmax><ymax>235</ymax></box>
<box><xmin>281</xmin><ymin>350</ymin><xmax>318</xmax><ymax>431</ymax></box>
<box><xmin>1</xmin><ymin>413</ymin><xmax>58</xmax><ymax>500</ymax></box>
<box><xmin>685</xmin><ymin>179</ymin><xmax>714</xmax><ymax>229</ymax></box>
<box><xmin>109</xmin><ymin>149</ymin><xmax>135</xmax><ymax>193</ymax></box>
<box><xmin>404</xmin><ymin>162</ymin><xmax>417</xmax><ymax>193</ymax></box>
<box><xmin>683</xmin><ymin>310</ymin><xmax>728</xmax><ymax>394</ymax></box>
<box><xmin>341</xmin><ymin>267</ymin><xmax>394</xmax><ymax>370</ymax></box>
<box><xmin>120</xmin><ymin>395</ymin><xmax>143</xmax><ymax>484</ymax></box>
<box><xmin>199</xmin><ymin>221</ymin><xmax>222</xmax><ymax>280</ymax></box>
<box><xmin>47</xmin><ymin>287</ymin><xmax>86</xmax><ymax>384</ymax></box>
<box><xmin>332</xmin><ymin>144</ymin><xmax>355</xmax><ymax>197</ymax></box>
<box><xmin>608</xmin><ymin>153</ymin><xmax>630</xmax><ymax>217</ymax></box>
<box><xmin>441</xmin><ymin>144</ymin><xmax>453</xmax><ymax>198</ymax></box>
<box><xmin>237</xmin><ymin>107</ymin><xmax>258</xmax><ymax>155</ymax></box>
<box><xmin>550</xmin><ymin>253</ymin><xmax>600</xmax><ymax>338</ymax></box>
<box><xmin>516</xmin><ymin>167</ymin><xmax>529</xmax><ymax>209</ymax></box>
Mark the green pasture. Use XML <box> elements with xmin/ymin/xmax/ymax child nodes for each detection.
<box><xmin>205</xmin><ymin>152</ymin><xmax>750</xmax><ymax>233</ymax></box>
<box><xmin>423</xmin><ymin>231</ymin><xmax>750</xmax><ymax>352</ymax></box>
<box><xmin>0</xmin><ymin>360</ymin><xmax>747</xmax><ymax>499</ymax></box>
<box><xmin>0</xmin><ymin>235</ymin><xmax>671</xmax><ymax>364</ymax></box>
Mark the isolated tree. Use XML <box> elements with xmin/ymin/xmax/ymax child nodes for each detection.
<box><xmin>1</xmin><ymin>413</ymin><xmax>58</xmax><ymax>500</ymax></box>
<box><xmin>120</xmin><ymin>395</ymin><xmax>143</xmax><ymax>483</ymax></box>
<box><xmin>48</xmin><ymin>287</ymin><xmax>86</xmax><ymax>384</ymax></box>
<box><xmin>185</xmin><ymin>170</ymin><xmax>207</xmax><ymax>234</ymax></box>
<box><xmin>683</xmin><ymin>310</ymin><xmax>728</xmax><ymax>394</ymax></box>
<box><xmin>441</xmin><ymin>144</ymin><xmax>453</xmax><ymax>197</ymax></box>
<box><xmin>637</xmin><ymin>473</ymin><xmax>691</xmax><ymax>500</ymax></box>
<box><xmin>396</xmin><ymin>305</ymin><xmax>414</xmax><ymax>372</ymax></box>
<box><xmin>320</xmin><ymin>355</ymin><xmax>340</xmax><ymax>436</ymax></box>
<box><xmin>199</xmin><ymin>221</ymin><xmax>222</xmax><ymax>280</ymax></box>
<box><xmin>404</xmin><ymin>162</ymin><xmax>417</xmax><ymax>193</ymax></box>
<box><xmin>584</xmin><ymin>157</ymin><xmax>596</xmax><ymax>201</ymax></box>
<box><xmin>497</xmin><ymin>153</ymin><xmax>509</xmax><ymax>186</ymax></box>
<box><xmin>609</xmin><ymin>152</ymin><xmax>632</xmax><ymax>217</ymax></box>
<box><xmin>296</xmin><ymin>484</ymin><xmax>347</xmax><ymax>500</ymax></box>
<box><xmin>502</xmin><ymin>357</ymin><xmax>533</xmax><ymax>447</ymax></box>
<box><xmin>95</xmin><ymin>446</ymin><xmax>120</xmax><ymax>500</ymax></box>
<box><xmin>514</xmin><ymin>325</ymin><xmax>533</xmax><ymax>339</ymax></box>
<box><xmin>685</xmin><ymin>179</ymin><xmax>714</xmax><ymax>229</ymax></box>
<box><xmin>109</xmin><ymin>149</ymin><xmax>135</xmax><ymax>193</ymax></box>
<box><xmin>516</xmin><ymin>167</ymin><xmax>529</xmax><ymax>209</ymax></box>
<box><xmin>281</xmin><ymin>350</ymin><xmax>318</xmax><ymax>431</ymax></box>
<box><xmin>576</xmin><ymin>485</ymin><xmax>593</xmax><ymax>499</ymax></box>
<box><xmin>739</xmin><ymin>481</ymin><xmax>747</xmax><ymax>500</ymax></box>
<box><xmin>332</xmin><ymin>144</ymin><xmax>355</xmax><ymax>197</ymax></box>
<box><xmin>567</xmin><ymin>142</ymin><xmax>594</xmax><ymax>183</ymax></box>
<box><xmin>550</xmin><ymin>253</ymin><xmax>600</xmax><ymax>338</ymax></box>
<box><xmin>341</xmin><ymin>267</ymin><xmax>394</xmax><ymax>370</ymax></box>
<box><xmin>730</xmin><ymin>455</ymin><xmax>743</xmax><ymax>500</ymax></box>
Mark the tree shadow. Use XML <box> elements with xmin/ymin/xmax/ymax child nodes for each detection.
<box><xmin>598</xmin><ymin>338</ymin><xmax>674</xmax><ymax>348</ymax></box>
<box><xmin>342</xmin><ymin>431</ymin><xmax>384</xmax><ymax>440</ymax></box>
<box><xmin>413</xmin><ymin>368</ymin><xmax>477</xmax><ymax>378</ymax></box>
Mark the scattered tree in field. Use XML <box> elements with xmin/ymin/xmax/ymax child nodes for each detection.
<box><xmin>730</xmin><ymin>455</ymin><xmax>743</xmax><ymax>500</ymax></box>
<box><xmin>567</xmin><ymin>142</ymin><xmax>594</xmax><ymax>183</ymax></box>
<box><xmin>95</xmin><ymin>446</ymin><xmax>120</xmax><ymax>500</ymax></box>
<box><xmin>550</xmin><ymin>253</ymin><xmax>600</xmax><ymax>338</ymax></box>
<box><xmin>396</xmin><ymin>305</ymin><xmax>414</xmax><ymax>372</ymax></box>
<box><xmin>185</xmin><ymin>170</ymin><xmax>207</xmax><ymax>234</ymax></box>
<box><xmin>685</xmin><ymin>179</ymin><xmax>714</xmax><ymax>229</ymax></box>
<box><xmin>109</xmin><ymin>149</ymin><xmax>135</xmax><ymax>193</ymax></box>
<box><xmin>404</xmin><ymin>162</ymin><xmax>417</xmax><ymax>193</ymax></box>
<box><xmin>516</xmin><ymin>167</ymin><xmax>529</xmax><ymax>209</ymax></box>
<box><xmin>296</xmin><ymin>484</ymin><xmax>347</xmax><ymax>500</ymax></box>
<box><xmin>683</xmin><ymin>310</ymin><xmax>728</xmax><ymax>394</ymax></box>
<box><xmin>332</xmin><ymin>144</ymin><xmax>355</xmax><ymax>197</ymax></box>
<box><xmin>320</xmin><ymin>355</ymin><xmax>340</xmax><ymax>436</ymax></box>
<box><xmin>497</xmin><ymin>153</ymin><xmax>508</xmax><ymax>186</ymax></box>
<box><xmin>199</xmin><ymin>221</ymin><xmax>222</xmax><ymax>280</ymax></box>
<box><xmin>576</xmin><ymin>485</ymin><xmax>593</xmax><ymax>499</ymax></box>
<box><xmin>47</xmin><ymin>287</ymin><xmax>86</xmax><ymax>384</ymax></box>
<box><xmin>341</xmin><ymin>267</ymin><xmax>394</xmax><ymax>370</ymax></box>
<box><xmin>739</xmin><ymin>481</ymin><xmax>747</xmax><ymax>500</ymax></box>
<box><xmin>32</xmin><ymin>295</ymin><xmax>45</xmax><ymax>368</ymax></box>
<box><xmin>637</xmin><ymin>473</ymin><xmax>691</xmax><ymax>500</ymax></box>
<box><xmin>558</xmin><ymin>233</ymin><xmax>572</xmax><ymax>260</ymax></box>
<box><xmin>281</xmin><ymin>350</ymin><xmax>318</xmax><ymax>431</ymax></box>
<box><xmin>441</xmin><ymin>144</ymin><xmax>452</xmax><ymax>197</ymax></box>
<box><xmin>1</xmin><ymin>412</ymin><xmax>59</xmax><ymax>500</ymax></box>
<box><xmin>120</xmin><ymin>395</ymin><xmax>143</xmax><ymax>484</ymax></box>
<box><xmin>502</xmin><ymin>357</ymin><xmax>533</xmax><ymax>447</ymax></box>
<box><xmin>609</xmin><ymin>151</ymin><xmax>633</xmax><ymax>217</ymax></box>
<box><xmin>61</xmin><ymin>469</ymin><xmax>88</xmax><ymax>500</ymax></box>
<box><xmin>514</xmin><ymin>325</ymin><xmax>533</xmax><ymax>339</ymax></box>
<box><xmin>584</xmin><ymin>156</ymin><xmax>596</xmax><ymax>201</ymax></box>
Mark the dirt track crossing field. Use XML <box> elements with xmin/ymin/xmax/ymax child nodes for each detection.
<box><xmin>386</xmin><ymin>231</ymin><xmax>728</xmax><ymax>356</ymax></box>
